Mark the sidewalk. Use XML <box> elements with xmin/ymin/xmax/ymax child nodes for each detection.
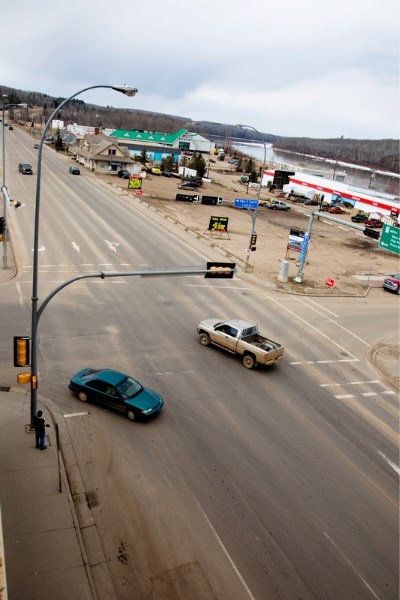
<box><xmin>0</xmin><ymin>387</ymin><xmax>115</xmax><ymax>600</ymax></box>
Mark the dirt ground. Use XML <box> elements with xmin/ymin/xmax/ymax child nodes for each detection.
<box><xmin>108</xmin><ymin>159</ymin><xmax>400</xmax><ymax>297</ymax></box>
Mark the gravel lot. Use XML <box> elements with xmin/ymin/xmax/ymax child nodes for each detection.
<box><xmin>108</xmin><ymin>160</ymin><xmax>400</xmax><ymax>296</ymax></box>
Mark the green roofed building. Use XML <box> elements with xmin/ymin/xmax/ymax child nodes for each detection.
<box><xmin>110</xmin><ymin>128</ymin><xmax>214</xmax><ymax>162</ymax></box>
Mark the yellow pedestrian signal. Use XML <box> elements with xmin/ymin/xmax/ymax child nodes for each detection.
<box><xmin>13</xmin><ymin>336</ymin><xmax>30</xmax><ymax>367</ymax></box>
<box><xmin>205</xmin><ymin>262</ymin><xmax>236</xmax><ymax>278</ymax></box>
<box><xmin>17</xmin><ymin>373</ymin><xmax>31</xmax><ymax>385</ymax></box>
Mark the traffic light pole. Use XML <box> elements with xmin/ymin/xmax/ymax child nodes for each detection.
<box><xmin>294</xmin><ymin>210</ymin><xmax>368</xmax><ymax>282</ymax></box>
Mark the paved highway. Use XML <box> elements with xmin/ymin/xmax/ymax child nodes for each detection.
<box><xmin>2</xmin><ymin>127</ymin><xmax>399</xmax><ymax>599</ymax></box>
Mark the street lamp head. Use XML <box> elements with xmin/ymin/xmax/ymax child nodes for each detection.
<box><xmin>112</xmin><ymin>85</ymin><xmax>138</xmax><ymax>97</ymax></box>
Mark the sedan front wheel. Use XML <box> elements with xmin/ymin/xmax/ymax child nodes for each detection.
<box><xmin>78</xmin><ymin>391</ymin><xmax>88</xmax><ymax>402</ymax></box>
<box><xmin>126</xmin><ymin>409</ymin><xmax>136</xmax><ymax>421</ymax></box>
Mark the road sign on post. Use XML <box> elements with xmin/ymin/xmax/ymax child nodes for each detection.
<box><xmin>234</xmin><ymin>199</ymin><xmax>258</xmax><ymax>209</ymax></box>
<box><xmin>379</xmin><ymin>224</ymin><xmax>400</xmax><ymax>255</ymax></box>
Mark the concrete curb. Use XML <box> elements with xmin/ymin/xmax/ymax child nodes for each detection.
<box><xmin>39</xmin><ymin>395</ymin><xmax>116</xmax><ymax>600</ymax></box>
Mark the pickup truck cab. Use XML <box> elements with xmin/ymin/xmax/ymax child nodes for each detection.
<box><xmin>197</xmin><ymin>318</ymin><xmax>284</xmax><ymax>369</ymax></box>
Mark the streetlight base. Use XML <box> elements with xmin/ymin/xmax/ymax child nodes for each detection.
<box><xmin>293</xmin><ymin>273</ymin><xmax>304</xmax><ymax>283</ymax></box>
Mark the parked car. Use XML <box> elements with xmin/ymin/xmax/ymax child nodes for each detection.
<box><xmin>118</xmin><ymin>169</ymin><xmax>130</xmax><ymax>179</ymax></box>
<box><xmin>151</xmin><ymin>167</ymin><xmax>161</xmax><ymax>175</ymax></box>
<box><xmin>382</xmin><ymin>273</ymin><xmax>400</xmax><ymax>295</ymax></box>
<box><xmin>178</xmin><ymin>180</ymin><xmax>202</xmax><ymax>190</ymax></box>
<box><xmin>69</xmin><ymin>166</ymin><xmax>80</xmax><ymax>175</ymax></box>
<box><xmin>351</xmin><ymin>213</ymin><xmax>369</xmax><ymax>223</ymax></box>
<box><xmin>34</xmin><ymin>143</ymin><xmax>40</xmax><ymax>149</ymax></box>
<box><xmin>18</xmin><ymin>163</ymin><xmax>33</xmax><ymax>174</ymax></box>
<box><xmin>8</xmin><ymin>125</ymin><xmax>13</xmax><ymax>130</ymax></box>
<box><xmin>162</xmin><ymin>171</ymin><xmax>173</xmax><ymax>177</ymax></box>
<box><xmin>68</xmin><ymin>368</ymin><xmax>164</xmax><ymax>421</ymax></box>
<box><xmin>364</xmin><ymin>218</ymin><xmax>383</xmax><ymax>228</ymax></box>
<box><xmin>328</xmin><ymin>206</ymin><xmax>344</xmax><ymax>214</ymax></box>
<box><xmin>266</xmin><ymin>200</ymin><xmax>290</xmax><ymax>211</ymax></box>
<box><xmin>304</xmin><ymin>199</ymin><xmax>319</xmax><ymax>205</ymax></box>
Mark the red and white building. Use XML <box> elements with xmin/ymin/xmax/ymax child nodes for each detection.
<box><xmin>262</xmin><ymin>169</ymin><xmax>400</xmax><ymax>217</ymax></box>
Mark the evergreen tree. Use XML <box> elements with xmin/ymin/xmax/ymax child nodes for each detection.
<box><xmin>55</xmin><ymin>130</ymin><xmax>63</xmax><ymax>152</ymax></box>
<box><xmin>139</xmin><ymin>148</ymin><xmax>148</xmax><ymax>165</ymax></box>
<box><xmin>189</xmin><ymin>152</ymin><xmax>207</xmax><ymax>178</ymax></box>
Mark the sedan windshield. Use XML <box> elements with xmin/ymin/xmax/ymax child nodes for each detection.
<box><xmin>116</xmin><ymin>376</ymin><xmax>142</xmax><ymax>398</ymax></box>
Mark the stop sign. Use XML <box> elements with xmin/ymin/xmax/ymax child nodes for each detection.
<box><xmin>325</xmin><ymin>278</ymin><xmax>335</xmax><ymax>288</ymax></box>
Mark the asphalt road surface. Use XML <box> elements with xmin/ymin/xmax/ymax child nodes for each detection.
<box><xmin>2</xmin><ymin>128</ymin><xmax>398</xmax><ymax>599</ymax></box>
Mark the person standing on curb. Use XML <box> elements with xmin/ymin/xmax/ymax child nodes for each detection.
<box><xmin>33</xmin><ymin>410</ymin><xmax>50</xmax><ymax>450</ymax></box>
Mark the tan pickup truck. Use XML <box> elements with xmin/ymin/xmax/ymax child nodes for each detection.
<box><xmin>197</xmin><ymin>318</ymin><xmax>284</xmax><ymax>369</ymax></box>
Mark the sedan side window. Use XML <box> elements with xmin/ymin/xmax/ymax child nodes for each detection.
<box><xmin>88</xmin><ymin>380</ymin><xmax>111</xmax><ymax>394</ymax></box>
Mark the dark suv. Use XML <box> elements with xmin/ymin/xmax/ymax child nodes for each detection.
<box><xmin>178</xmin><ymin>180</ymin><xmax>202</xmax><ymax>190</ymax></box>
<box><xmin>18</xmin><ymin>163</ymin><xmax>33</xmax><ymax>174</ymax></box>
<box><xmin>118</xmin><ymin>169</ymin><xmax>130</xmax><ymax>179</ymax></box>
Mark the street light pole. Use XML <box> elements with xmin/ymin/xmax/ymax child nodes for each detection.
<box><xmin>30</xmin><ymin>84</ymin><xmax>138</xmax><ymax>427</ymax></box>
<box><xmin>236</xmin><ymin>124</ymin><xmax>267</xmax><ymax>272</ymax></box>
<box><xmin>2</xmin><ymin>98</ymin><xmax>28</xmax><ymax>269</ymax></box>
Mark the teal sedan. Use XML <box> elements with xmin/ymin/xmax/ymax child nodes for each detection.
<box><xmin>69</xmin><ymin>368</ymin><xmax>164</xmax><ymax>421</ymax></box>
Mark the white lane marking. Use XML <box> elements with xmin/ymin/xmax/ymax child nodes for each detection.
<box><xmin>377</xmin><ymin>450</ymin><xmax>400</xmax><ymax>475</ymax></box>
<box><xmin>289</xmin><ymin>359</ymin><xmax>359</xmax><ymax>365</ymax></box>
<box><xmin>16</xmin><ymin>282</ymin><xmax>24</xmax><ymax>308</ymax></box>
<box><xmin>320</xmin><ymin>381</ymin><xmax>380</xmax><ymax>387</ymax></box>
<box><xmin>323</xmin><ymin>532</ymin><xmax>382</xmax><ymax>600</ymax></box>
<box><xmin>64</xmin><ymin>411</ymin><xmax>90</xmax><ymax>418</ymax></box>
<box><xmin>193</xmin><ymin>497</ymin><xmax>256</xmax><ymax>600</ymax></box>
<box><xmin>72</xmin><ymin>242</ymin><xmax>80</xmax><ymax>252</ymax></box>
<box><xmin>335</xmin><ymin>391</ymin><xmax>395</xmax><ymax>399</ymax></box>
<box><xmin>305</xmin><ymin>298</ymin><xmax>341</xmax><ymax>318</ymax></box>
<box><xmin>105</xmin><ymin>240</ymin><xmax>120</xmax><ymax>252</ymax></box>
<box><xmin>32</xmin><ymin>245</ymin><xmax>45</xmax><ymax>252</ymax></box>
<box><xmin>293</xmin><ymin>297</ymin><xmax>370</xmax><ymax>348</ymax></box>
<box><xmin>263</xmin><ymin>294</ymin><xmax>359</xmax><ymax>358</ymax></box>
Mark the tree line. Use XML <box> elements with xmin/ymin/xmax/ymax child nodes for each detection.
<box><xmin>1</xmin><ymin>84</ymin><xmax>398</xmax><ymax>174</ymax></box>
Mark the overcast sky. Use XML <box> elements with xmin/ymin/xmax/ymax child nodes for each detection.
<box><xmin>1</xmin><ymin>0</ymin><xmax>399</xmax><ymax>139</ymax></box>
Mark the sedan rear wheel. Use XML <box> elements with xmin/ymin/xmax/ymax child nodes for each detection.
<box><xmin>78</xmin><ymin>391</ymin><xmax>88</xmax><ymax>402</ymax></box>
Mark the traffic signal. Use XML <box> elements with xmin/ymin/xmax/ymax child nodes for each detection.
<box><xmin>13</xmin><ymin>336</ymin><xmax>30</xmax><ymax>367</ymax></box>
<box><xmin>0</xmin><ymin>217</ymin><xmax>5</xmax><ymax>234</ymax></box>
<box><xmin>205</xmin><ymin>262</ymin><xmax>236</xmax><ymax>278</ymax></box>
<box><xmin>363</xmin><ymin>228</ymin><xmax>380</xmax><ymax>240</ymax></box>
<box><xmin>250</xmin><ymin>234</ymin><xmax>257</xmax><ymax>250</ymax></box>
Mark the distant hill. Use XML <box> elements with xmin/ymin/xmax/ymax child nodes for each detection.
<box><xmin>1</xmin><ymin>84</ymin><xmax>398</xmax><ymax>173</ymax></box>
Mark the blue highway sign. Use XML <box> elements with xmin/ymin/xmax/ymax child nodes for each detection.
<box><xmin>234</xmin><ymin>199</ymin><xmax>259</xmax><ymax>209</ymax></box>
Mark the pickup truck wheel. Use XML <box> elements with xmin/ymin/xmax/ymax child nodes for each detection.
<box><xmin>78</xmin><ymin>391</ymin><xmax>88</xmax><ymax>402</ymax></box>
<box><xmin>199</xmin><ymin>333</ymin><xmax>211</xmax><ymax>346</ymax></box>
<box><xmin>243</xmin><ymin>354</ymin><xmax>256</xmax><ymax>369</ymax></box>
